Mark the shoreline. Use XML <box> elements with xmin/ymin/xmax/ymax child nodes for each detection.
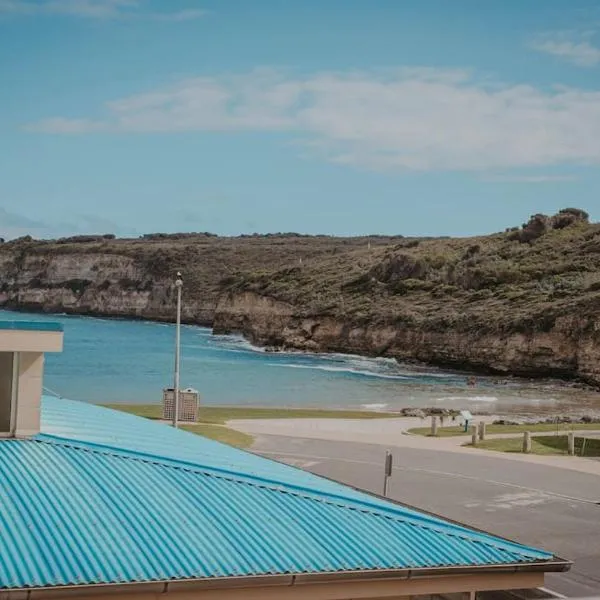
<box><xmin>3</xmin><ymin>305</ymin><xmax>598</xmax><ymax>398</ymax></box>
<box><xmin>103</xmin><ymin>401</ymin><xmax>600</xmax><ymax>424</ymax></box>
<box><xmin>101</xmin><ymin>394</ymin><xmax>600</xmax><ymax>419</ymax></box>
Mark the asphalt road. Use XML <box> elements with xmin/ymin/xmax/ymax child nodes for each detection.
<box><xmin>251</xmin><ymin>434</ymin><xmax>600</xmax><ymax>598</ymax></box>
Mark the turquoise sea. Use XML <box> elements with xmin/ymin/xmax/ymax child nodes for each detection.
<box><xmin>3</xmin><ymin>310</ymin><xmax>598</xmax><ymax>414</ymax></box>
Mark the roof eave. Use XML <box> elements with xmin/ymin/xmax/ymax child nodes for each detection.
<box><xmin>1</xmin><ymin>558</ymin><xmax>572</xmax><ymax>597</ymax></box>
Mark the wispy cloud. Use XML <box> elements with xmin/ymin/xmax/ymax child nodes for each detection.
<box><xmin>480</xmin><ymin>175</ymin><xmax>577</xmax><ymax>183</ymax></box>
<box><xmin>0</xmin><ymin>0</ymin><xmax>206</xmax><ymax>21</ymax></box>
<box><xmin>31</xmin><ymin>117</ymin><xmax>108</xmax><ymax>133</ymax></box>
<box><xmin>147</xmin><ymin>8</ymin><xmax>206</xmax><ymax>22</ymax></box>
<box><xmin>0</xmin><ymin>207</ymin><xmax>47</xmax><ymax>229</ymax></box>
<box><xmin>25</xmin><ymin>67</ymin><xmax>600</xmax><ymax>172</ymax></box>
<box><xmin>0</xmin><ymin>207</ymin><xmax>56</xmax><ymax>240</ymax></box>
<box><xmin>0</xmin><ymin>207</ymin><xmax>135</xmax><ymax>239</ymax></box>
<box><xmin>530</xmin><ymin>31</ymin><xmax>600</xmax><ymax>67</ymax></box>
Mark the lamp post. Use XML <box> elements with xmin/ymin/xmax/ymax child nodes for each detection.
<box><xmin>172</xmin><ymin>271</ymin><xmax>183</xmax><ymax>428</ymax></box>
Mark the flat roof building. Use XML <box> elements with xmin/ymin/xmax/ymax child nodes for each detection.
<box><xmin>0</xmin><ymin>321</ymin><xmax>569</xmax><ymax>600</ymax></box>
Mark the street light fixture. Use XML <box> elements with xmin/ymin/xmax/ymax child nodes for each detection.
<box><xmin>172</xmin><ymin>271</ymin><xmax>183</xmax><ymax>428</ymax></box>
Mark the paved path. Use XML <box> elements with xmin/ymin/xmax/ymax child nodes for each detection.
<box><xmin>228</xmin><ymin>417</ymin><xmax>600</xmax><ymax>475</ymax></box>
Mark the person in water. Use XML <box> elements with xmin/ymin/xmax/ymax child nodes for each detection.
<box><xmin>467</xmin><ymin>376</ymin><xmax>476</xmax><ymax>387</ymax></box>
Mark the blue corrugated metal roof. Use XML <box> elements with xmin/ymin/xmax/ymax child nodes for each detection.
<box><xmin>0</xmin><ymin>397</ymin><xmax>555</xmax><ymax>590</ymax></box>
<box><xmin>0</xmin><ymin>320</ymin><xmax>62</xmax><ymax>332</ymax></box>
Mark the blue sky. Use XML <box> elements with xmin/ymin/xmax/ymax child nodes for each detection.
<box><xmin>1</xmin><ymin>0</ymin><xmax>600</xmax><ymax>239</ymax></box>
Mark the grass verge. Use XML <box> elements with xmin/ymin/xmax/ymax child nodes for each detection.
<box><xmin>466</xmin><ymin>435</ymin><xmax>600</xmax><ymax>457</ymax></box>
<box><xmin>409</xmin><ymin>422</ymin><xmax>600</xmax><ymax>438</ymax></box>
<box><xmin>103</xmin><ymin>403</ymin><xmax>255</xmax><ymax>448</ymax></box>
<box><xmin>103</xmin><ymin>404</ymin><xmax>398</xmax><ymax>425</ymax></box>
<box><xmin>180</xmin><ymin>424</ymin><xmax>254</xmax><ymax>449</ymax></box>
<box><xmin>103</xmin><ymin>404</ymin><xmax>397</xmax><ymax>449</ymax></box>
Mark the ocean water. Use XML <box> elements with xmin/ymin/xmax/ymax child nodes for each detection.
<box><xmin>2</xmin><ymin>310</ymin><xmax>598</xmax><ymax>414</ymax></box>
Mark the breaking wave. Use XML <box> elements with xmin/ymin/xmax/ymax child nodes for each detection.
<box><xmin>267</xmin><ymin>362</ymin><xmax>410</xmax><ymax>380</ymax></box>
<box><xmin>436</xmin><ymin>395</ymin><xmax>499</xmax><ymax>403</ymax></box>
<box><xmin>360</xmin><ymin>403</ymin><xmax>390</xmax><ymax>411</ymax></box>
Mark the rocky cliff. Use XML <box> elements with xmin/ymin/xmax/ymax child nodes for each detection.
<box><xmin>0</xmin><ymin>234</ymin><xmax>395</xmax><ymax>324</ymax></box>
<box><xmin>2</xmin><ymin>210</ymin><xmax>600</xmax><ymax>385</ymax></box>
<box><xmin>213</xmin><ymin>291</ymin><xmax>597</xmax><ymax>382</ymax></box>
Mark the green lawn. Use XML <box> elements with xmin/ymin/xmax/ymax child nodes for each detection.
<box><xmin>467</xmin><ymin>435</ymin><xmax>600</xmax><ymax>457</ymax></box>
<box><xmin>103</xmin><ymin>404</ymin><xmax>397</xmax><ymax>449</ymax></box>
<box><xmin>409</xmin><ymin>422</ymin><xmax>600</xmax><ymax>438</ymax></box>
<box><xmin>103</xmin><ymin>404</ymin><xmax>398</xmax><ymax>425</ymax></box>
<box><xmin>179</xmin><ymin>423</ymin><xmax>254</xmax><ymax>448</ymax></box>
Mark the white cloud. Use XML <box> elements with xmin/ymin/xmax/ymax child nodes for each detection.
<box><xmin>530</xmin><ymin>32</ymin><xmax>600</xmax><ymax>67</ymax></box>
<box><xmin>480</xmin><ymin>175</ymin><xmax>577</xmax><ymax>183</ymax></box>
<box><xmin>0</xmin><ymin>0</ymin><xmax>135</xmax><ymax>17</ymax></box>
<box><xmin>147</xmin><ymin>8</ymin><xmax>206</xmax><ymax>22</ymax></box>
<box><xmin>26</xmin><ymin>117</ymin><xmax>108</xmax><ymax>133</ymax></box>
<box><xmin>25</xmin><ymin>67</ymin><xmax>600</xmax><ymax>172</ymax></box>
<box><xmin>0</xmin><ymin>0</ymin><xmax>206</xmax><ymax>20</ymax></box>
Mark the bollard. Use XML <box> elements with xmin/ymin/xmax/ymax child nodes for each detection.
<box><xmin>431</xmin><ymin>416</ymin><xmax>439</xmax><ymax>437</ymax></box>
<box><xmin>478</xmin><ymin>421</ymin><xmax>486</xmax><ymax>441</ymax></box>
<box><xmin>568</xmin><ymin>432</ymin><xmax>575</xmax><ymax>456</ymax></box>
<box><xmin>383</xmin><ymin>451</ymin><xmax>392</xmax><ymax>496</ymax></box>
<box><xmin>523</xmin><ymin>431</ymin><xmax>531</xmax><ymax>454</ymax></box>
<box><xmin>471</xmin><ymin>424</ymin><xmax>478</xmax><ymax>446</ymax></box>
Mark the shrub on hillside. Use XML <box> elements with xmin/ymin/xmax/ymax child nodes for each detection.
<box><xmin>368</xmin><ymin>254</ymin><xmax>429</xmax><ymax>283</ymax></box>
<box><xmin>551</xmin><ymin>208</ymin><xmax>590</xmax><ymax>230</ymax></box>
<box><xmin>509</xmin><ymin>208</ymin><xmax>590</xmax><ymax>243</ymax></box>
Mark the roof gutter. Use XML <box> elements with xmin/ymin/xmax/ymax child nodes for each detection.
<box><xmin>1</xmin><ymin>558</ymin><xmax>572</xmax><ymax>598</ymax></box>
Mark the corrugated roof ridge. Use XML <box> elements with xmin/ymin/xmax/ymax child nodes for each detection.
<box><xmin>33</xmin><ymin>434</ymin><xmax>550</xmax><ymax>561</ymax></box>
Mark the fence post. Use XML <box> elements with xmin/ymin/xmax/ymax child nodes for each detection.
<box><xmin>383</xmin><ymin>451</ymin><xmax>392</xmax><ymax>497</ymax></box>
<box><xmin>523</xmin><ymin>431</ymin><xmax>531</xmax><ymax>454</ymax></box>
<box><xmin>568</xmin><ymin>432</ymin><xmax>575</xmax><ymax>456</ymax></box>
<box><xmin>471</xmin><ymin>424</ymin><xmax>478</xmax><ymax>446</ymax></box>
<box><xmin>431</xmin><ymin>416</ymin><xmax>439</xmax><ymax>437</ymax></box>
<box><xmin>478</xmin><ymin>421</ymin><xmax>486</xmax><ymax>441</ymax></box>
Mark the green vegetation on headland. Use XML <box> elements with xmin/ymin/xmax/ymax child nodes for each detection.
<box><xmin>221</xmin><ymin>208</ymin><xmax>597</xmax><ymax>331</ymax></box>
<box><xmin>4</xmin><ymin>207</ymin><xmax>600</xmax><ymax>383</ymax></box>
<box><xmin>104</xmin><ymin>404</ymin><xmax>398</xmax><ymax>448</ymax></box>
<box><xmin>469</xmin><ymin>434</ymin><xmax>600</xmax><ymax>457</ymax></box>
<box><xmin>409</xmin><ymin>422</ymin><xmax>600</xmax><ymax>437</ymax></box>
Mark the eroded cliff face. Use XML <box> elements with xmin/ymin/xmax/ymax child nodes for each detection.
<box><xmin>0</xmin><ymin>251</ymin><xmax>214</xmax><ymax>323</ymax></box>
<box><xmin>0</xmin><ymin>234</ymin><xmax>379</xmax><ymax>325</ymax></box>
<box><xmin>213</xmin><ymin>291</ymin><xmax>600</xmax><ymax>385</ymax></box>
